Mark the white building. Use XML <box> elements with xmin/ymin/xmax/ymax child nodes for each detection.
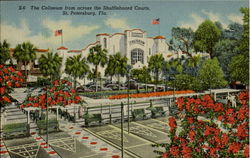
<box><xmin>57</xmin><ymin>29</ymin><xmax>172</xmax><ymax>84</ymax></box>
<box><xmin>57</xmin><ymin>28</ymin><xmax>208</xmax><ymax>84</ymax></box>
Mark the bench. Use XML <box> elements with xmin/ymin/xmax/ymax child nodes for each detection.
<box><xmin>65</xmin><ymin>112</ymin><xmax>75</xmax><ymax>122</ymax></box>
<box><xmin>132</xmin><ymin>109</ymin><xmax>147</xmax><ymax>121</ymax></box>
<box><xmin>37</xmin><ymin>119</ymin><xmax>59</xmax><ymax>134</ymax></box>
<box><xmin>83</xmin><ymin>113</ymin><xmax>102</xmax><ymax>127</ymax></box>
<box><xmin>151</xmin><ymin>107</ymin><xmax>166</xmax><ymax>118</ymax></box>
<box><xmin>3</xmin><ymin>123</ymin><xmax>29</xmax><ymax>139</ymax></box>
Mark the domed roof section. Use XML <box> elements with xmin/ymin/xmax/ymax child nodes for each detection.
<box><xmin>154</xmin><ymin>35</ymin><xmax>166</xmax><ymax>39</ymax></box>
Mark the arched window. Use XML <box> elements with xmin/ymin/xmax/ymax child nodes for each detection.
<box><xmin>103</xmin><ymin>38</ymin><xmax>107</xmax><ymax>48</ymax></box>
<box><xmin>131</xmin><ymin>48</ymin><xmax>144</xmax><ymax>65</ymax></box>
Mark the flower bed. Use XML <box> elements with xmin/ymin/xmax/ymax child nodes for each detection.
<box><xmin>153</xmin><ymin>91</ymin><xmax>249</xmax><ymax>158</ymax></box>
<box><xmin>20</xmin><ymin>80</ymin><xmax>82</xmax><ymax>109</ymax></box>
<box><xmin>108</xmin><ymin>90</ymin><xmax>195</xmax><ymax>100</ymax></box>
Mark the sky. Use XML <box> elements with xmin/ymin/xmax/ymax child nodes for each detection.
<box><xmin>0</xmin><ymin>0</ymin><xmax>248</xmax><ymax>50</ymax></box>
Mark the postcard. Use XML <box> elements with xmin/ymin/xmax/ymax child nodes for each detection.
<box><xmin>0</xmin><ymin>0</ymin><xmax>249</xmax><ymax>158</ymax></box>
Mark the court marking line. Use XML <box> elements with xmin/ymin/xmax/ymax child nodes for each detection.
<box><xmin>48</xmin><ymin>137</ymin><xmax>76</xmax><ymax>153</ymax></box>
<box><xmin>109</xmin><ymin>125</ymin><xmax>153</xmax><ymax>144</ymax></box>
<box><xmin>7</xmin><ymin>142</ymin><xmax>40</xmax><ymax>158</ymax></box>
<box><xmin>83</xmin><ymin>128</ymin><xmax>140</xmax><ymax>158</ymax></box>
<box><xmin>132</xmin><ymin>121</ymin><xmax>169</xmax><ymax>135</ymax></box>
<box><xmin>126</xmin><ymin>142</ymin><xmax>152</xmax><ymax>149</ymax></box>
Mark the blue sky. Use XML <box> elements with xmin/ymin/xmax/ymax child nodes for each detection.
<box><xmin>0</xmin><ymin>0</ymin><xmax>248</xmax><ymax>50</ymax></box>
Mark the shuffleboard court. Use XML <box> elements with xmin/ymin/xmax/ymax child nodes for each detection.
<box><xmin>87</xmin><ymin>124</ymin><xmax>162</xmax><ymax>158</ymax></box>
<box><xmin>133</xmin><ymin>119</ymin><xmax>169</xmax><ymax>133</ymax></box>
<box><xmin>4</xmin><ymin>137</ymin><xmax>50</xmax><ymax>158</ymax></box>
<box><xmin>41</xmin><ymin>132</ymin><xmax>96</xmax><ymax>158</ymax></box>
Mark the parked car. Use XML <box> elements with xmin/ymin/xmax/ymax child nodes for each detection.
<box><xmin>76</xmin><ymin>86</ymin><xmax>94</xmax><ymax>92</ymax></box>
<box><xmin>105</xmin><ymin>84</ymin><xmax>128</xmax><ymax>90</ymax></box>
<box><xmin>86</xmin><ymin>82</ymin><xmax>95</xmax><ymax>88</ymax></box>
<box><xmin>88</xmin><ymin>85</ymin><xmax>112</xmax><ymax>91</ymax></box>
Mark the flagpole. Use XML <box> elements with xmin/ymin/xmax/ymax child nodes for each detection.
<box><xmin>158</xmin><ymin>24</ymin><xmax>160</xmax><ymax>35</ymax></box>
<box><xmin>61</xmin><ymin>31</ymin><xmax>63</xmax><ymax>46</ymax></box>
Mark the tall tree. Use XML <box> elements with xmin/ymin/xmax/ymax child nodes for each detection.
<box><xmin>38</xmin><ymin>52</ymin><xmax>62</xmax><ymax>80</ymax></box>
<box><xmin>194</xmin><ymin>20</ymin><xmax>221</xmax><ymax>59</ymax></box>
<box><xmin>65</xmin><ymin>54</ymin><xmax>90</xmax><ymax>89</ymax></box>
<box><xmin>87</xmin><ymin>45</ymin><xmax>107</xmax><ymax>91</ymax></box>
<box><xmin>148</xmin><ymin>54</ymin><xmax>164</xmax><ymax>86</ymax></box>
<box><xmin>198</xmin><ymin>58</ymin><xmax>227</xmax><ymax>90</ymax></box>
<box><xmin>113</xmin><ymin>53</ymin><xmax>128</xmax><ymax>90</ymax></box>
<box><xmin>105</xmin><ymin>55</ymin><xmax>115</xmax><ymax>81</ymax></box>
<box><xmin>169</xmin><ymin>27</ymin><xmax>194</xmax><ymax>57</ymax></box>
<box><xmin>0</xmin><ymin>40</ymin><xmax>11</xmax><ymax>65</ymax></box>
<box><xmin>228</xmin><ymin>7</ymin><xmax>249</xmax><ymax>84</ymax></box>
<box><xmin>13</xmin><ymin>42</ymin><xmax>37</xmax><ymax>81</ymax></box>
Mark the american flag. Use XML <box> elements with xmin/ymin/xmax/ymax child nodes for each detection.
<box><xmin>54</xmin><ymin>29</ymin><xmax>62</xmax><ymax>36</ymax></box>
<box><xmin>151</xmin><ymin>18</ymin><xmax>160</xmax><ymax>24</ymax></box>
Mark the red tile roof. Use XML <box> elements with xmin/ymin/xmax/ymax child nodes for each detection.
<box><xmin>68</xmin><ymin>50</ymin><xmax>82</xmax><ymax>53</ymax></box>
<box><xmin>57</xmin><ymin>46</ymin><xmax>68</xmax><ymax>50</ymax></box>
<box><xmin>154</xmin><ymin>35</ymin><xmax>166</xmax><ymax>39</ymax></box>
<box><xmin>82</xmin><ymin>41</ymin><xmax>100</xmax><ymax>51</ymax></box>
<box><xmin>96</xmin><ymin>33</ymin><xmax>110</xmax><ymax>36</ymax></box>
<box><xmin>35</xmin><ymin>49</ymin><xmax>49</xmax><ymax>52</ymax></box>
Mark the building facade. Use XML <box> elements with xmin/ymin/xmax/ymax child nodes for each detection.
<box><xmin>58</xmin><ymin>29</ymin><xmax>173</xmax><ymax>83</ymax></box>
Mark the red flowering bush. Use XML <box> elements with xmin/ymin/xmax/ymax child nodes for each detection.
<box><xmin>0</xmin><ymin>65</ymin><xmax>24</xmax><ymax>106</ymax></box>
<box><xmin>20</xmin><ymin>79</ymin><xmax>81</xmax><ymax>109</ymax></box>
<box><xmin>153</xmin><ymin>91</ymin><xmax>249</xmax><ymax>158</ymax></box>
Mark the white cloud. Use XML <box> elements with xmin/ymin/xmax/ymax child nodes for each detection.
<box><xmin>179</xmin><ymin>13</ymin><xmax>204</xmax><ymax>30</ymax></box>
<box><xmin>228</xmin><ymin>14</ymin><xmax>243</xmax><ymax>24</ymax></box>
<box><xmin>104</xmin><ymin>17</ymin><xmax>130</xmax><ymax>30</ymax></box>
<box><xmin>1</xmin><ymin>19</ymin><xmax>99</xmax><ymax>49</ymax></box>
<box><xmin>202</xmin><ymin>10</ymin><xmax>220</xmax><ymax>22</ymax></box>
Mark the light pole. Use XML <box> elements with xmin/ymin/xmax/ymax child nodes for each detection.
<box><xmin>121</xmin><ymin>102</ymin><xmax>124</xmax><ymax>158</ymax></box>
<box><xmin>46</xmin><ymin>84</ymin><xmax>49</xmax><ymax>143</ymax></box>
<box><xmin>126</xmin><ymin>65</ymin><xmax>131</xmax><ymax>134</ymax></box>
<box><xmin>169</xmin><ymin>76</ymin><xmax>176</xmax><ymax>115</ymax></box>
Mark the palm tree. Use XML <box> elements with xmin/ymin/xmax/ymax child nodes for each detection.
<box><xmin>38</xmin><ymin>52</ymin><xmax>62</xmax><ymax>81</ymax></box>
<box><xmin>13</xmin><ymin>42</ymin><xmax>37</xmax><ymax>81</ymax></box>
<box><xmin>65</xmin><ymin>54</ymin><xmax>90</xmax><ymax>89</ymax></box>
<box><xmin>186</xmin><ymin>55</ymin><xmax>201</xmax><ymax>76</ymax></box>
<box><xmin>87</xmin><ymin>45</ymin><xmax>107</xmax><ymax>91</ymax></box>
<box><xmin>0</xmin><ymin>40</ymin><xmax>11</xmax><ymax>65</ymax></box>
<box><xmin>105</xmin><ymin>55</ymin><xmax>116</xmax><ymax>81</ymax></box>
<box><xmin>148</xmin><ymin>54</ymin><xmax>165</xmax><ymax>88</ymax></box>
<box><xmin>113</xmin><ymin>53</ymin><xmax>128</xmax><ymax>90</ymax></box>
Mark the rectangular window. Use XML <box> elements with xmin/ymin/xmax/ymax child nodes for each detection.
<box><xmin>132</xmin><ymin>32</ymin><xmax>143</xmax><ymax>38</ymax></box>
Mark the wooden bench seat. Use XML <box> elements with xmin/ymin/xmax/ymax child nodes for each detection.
<box><xmin>132</xmin><ymin>109</ymin><xmax>147</xmax><ymax>121</ymax></box>
<box><xmin>3</xmin><ymin>123</ymin><xmax>29</xmax><ymax>139</ymax></box>
<box><xmin>37</xmin><ymin>119</ymin><xmax>59</xmax><ymax>134</ymax></box>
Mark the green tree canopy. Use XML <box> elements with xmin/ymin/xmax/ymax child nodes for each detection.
<box><xmin>65</xmin><ymin>54</ymin><xmax>89</xmax><ymax>88</ymax></box>
<box><xmin>228</xmin><ymin>7</ymin><xmax>249</xmax><ymax>84</ymax></box>
<box><xmin>131</xmin><ymin>66</ymin><xmax>151</xmax><ymax>83</ymax></box>
<box><xmin>105</xmin><ymin>55</ymin><xmax>116</xmax><ymax>81</ymax></box>
<box><xmin>171</xmin><ymin>74</ymin><xmax>201</xmax><ymax>91</ymax></box>
<box><xmin>112</xmin><ymin>52</ymin><xmax>128</xmax><ymax>88</ymax></box>
<box><xmin>148</xmin><ymin>53</ymin><xmax>165</xmax><ymax>84</ymax></box>
<box><xmin>87</xmin><ymin>45</ymin><xmax>107</xmax><ymax>91</ymax></box>
<box><xmin>13</xmin><ymin>42</ymin><xmax>37</xmax><ymax>81</ymax></box>
<box><xmin>39</xmin><ymin>52</ymin><xmax>62</xmax><ymax>80</ymax></box>
<box><xmin>194</xmin><ymin>20</ymin><xmax>221</xmax><ymax>58</ymax></box>
<box><xmin>228</xmin><ymin>54</ymin><xmax>249</xmax><ymax>84</ymax></box>
<box><xmin>169</xmin><ymin>27</ymin><xmax>195</xmax><ymax>57</ymax></box>
<box><xmin>0</xmin><ymin>40</ymin><xmax>11</xmax><ymax>65</ymax></box>
<box><xmin>198</xmin><ymin>58</ymin><xmax>227</xmax><ymax>90</ymax></box>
